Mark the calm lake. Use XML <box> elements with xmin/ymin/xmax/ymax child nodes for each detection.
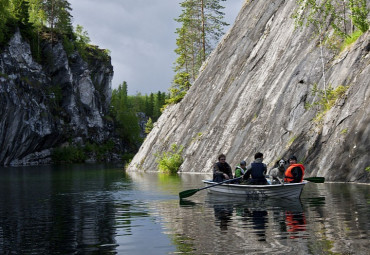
<box><xmin>0</xmin><ymin>164</ymin><xmax>369</xmax><ymax>254</ymax></box>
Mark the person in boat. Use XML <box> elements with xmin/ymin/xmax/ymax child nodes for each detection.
<box><xmin>284</xmin><ymin>156</ymin><xmax>305</xmax><ymax>183</ymax></box>
<box><xmin>242</xmin><ymin>152</ymin><xmax>268</xmax><ymax>185</ymax></box>
<box><xmin>234</xmin><ymin>160</ymin><xmax>247</xmax><ymax>183</ymax></box>
<box><xmin>213</xmin><ymin>154</ymin><xmax>233</xmax><ymax>182</ymax></box>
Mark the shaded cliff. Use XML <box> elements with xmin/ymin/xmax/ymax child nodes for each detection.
<box><xmin>128</xmin><ymin>1</ymin><xmax>370</xmax><ymax>182</ymax></box>
<box><xmin>0</xmin><ymin>30</ymin><xmax>114</xmax><ymax>165</ymax></box>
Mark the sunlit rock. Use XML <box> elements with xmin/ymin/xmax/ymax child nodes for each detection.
<box><xmin>128</xmin><ymin>1</ymin><xmax>370</xmax><ymax>182</ymax></box>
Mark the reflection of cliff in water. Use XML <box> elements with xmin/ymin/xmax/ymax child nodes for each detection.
<box><xmin>300</xmin><ymin>182</ymin><xmax>370</xmax><ymax>254</ymax></box>
<box><xmin>155</xmin><ymin>182</ymin><xmax>369</xmax><ymax>254</ymax></box>
<box><xmin>0</xmin><ymin>165</ymin><xmax>130</xmax><ymax>254</ymax></box>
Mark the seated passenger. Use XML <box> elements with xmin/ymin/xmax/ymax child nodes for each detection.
<box><xmin>213</xmin><ymin>154</ymin><xmax>233</xmax><ymax>182</ymax></box>
<box><xmin>243</xmin><ymin>152</ymin><xmax>268</xmax><ymax>185</ymax></box>
<box><xmin>234</xmin><ymin>160</ymin><xmax>247</xmax><ymax>183</ymax></box>
<box><xmin>284</xmin><ymin>156</ymin><xmax>305</xmax><ymax>183</ymax></box>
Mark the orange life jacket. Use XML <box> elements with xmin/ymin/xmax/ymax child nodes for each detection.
<box><xmin>284</xmin><ymin>164</ymin><xmax>305</xmax><ymax>183</ymax></box>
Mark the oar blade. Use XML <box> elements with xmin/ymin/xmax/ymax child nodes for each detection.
<box><xmin>179</xmin><ymin>189</ymin><xmax>199</xmax><ymax>199</ymax></box>
<box><xmin>304</xmin><ymin>177</ymin><xmax>325</xmax><ymax>183</ymax></box>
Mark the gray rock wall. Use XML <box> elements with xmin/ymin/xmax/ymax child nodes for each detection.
<box><xmin>0</xmin><ymin>30</ymin><xmax>113</xmax><ymax>165</ymax></box>
<box><xmin>128</xmin><ymin>1</ymin><xmax>370</xmax><ymax>182</ymax></box>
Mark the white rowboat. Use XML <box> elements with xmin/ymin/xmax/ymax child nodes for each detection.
<box><xmin>202</xmin><ymin>180</ymin><xmax>308</xmax><ymax>199</ymax></box>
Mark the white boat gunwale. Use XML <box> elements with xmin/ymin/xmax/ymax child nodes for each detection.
<box><xmin>202</xmin><ymin>180</ymin><xmax>308</xmax><ymax>199</ymax></box>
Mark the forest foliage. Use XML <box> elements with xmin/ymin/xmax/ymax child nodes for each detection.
<box><xmin>0</xmin><ymin>0</ymin><xmax>105</xmax><ymax>64</ymax></box>
<box><xmin>110</xmin><ymin>81</ymin><xmax>168</xmax><ymax>146</ymax></box>
<box><xmin>293</xmin><ymin>0</ymin><xmax>369</xmax><ymax>52</ymax></box>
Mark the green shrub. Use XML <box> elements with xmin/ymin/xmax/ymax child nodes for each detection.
<box><xmin>145</xmin><ymin>117</ymin><xmax>154</xmax><ymax>134</ymax></box>
<box><xmin>340</xmin><ymin>30</ymin><xmax>364</xmax><ymax>52</ymax></box>
<box><xmin>156</xmin><ymin>144</ymin><xmax>184</xmax><ymax>174</ymax></box>
<box><xmin>62</xmin><ymin>35</ymin><xmax>75</xmax><ymax>56</ymax></box>
<box><xmin>306</xmin><ymin>84</ymin><xmax>349</xmax><ymax>122</ymax></box>
<box><xmin>164</xmin><ymin>90</ymin><xmax>186</xmax><ymax>105</ymax></box>
<box><xmin>52</xmin><ymin>140</ymin><xmax>116</xmax><ymax>164</ymax></box>
<box><xmin>122</xmin><ymin>153</ymin><xmax>135</xmax><ymax>163</ymax></box>
<box><xmin>87</xmin><ymin>140</ymin><xmax>115</xmax><ymax>161</ymax></box>
<box><xmin>286</xmin><ymin>135</ymin><xmax>297</xmax><ymax>148</ymax></box>
<box><xmin>52</xmin><ymin>146</ymin><xmax>86</xmax><ymax>163</ymax></box>
<box><xmin>340</xmin><ymin>128</ymin><xmax>348</xmax><ymax>135</ymax></box>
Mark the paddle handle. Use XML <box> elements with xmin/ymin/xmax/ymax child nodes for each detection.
<box><xmin>198</xmin><ymin>177</ymin><xmax>242</xmax><ymax>191</ymax></box>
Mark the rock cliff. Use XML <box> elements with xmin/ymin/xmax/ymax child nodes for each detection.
<box><xmin>0</xmin><ymin>30</ymin><xmax>113</xmax><ymax>165</ymax></box>
<box><xmin>128</xmin><ymin>1</ymin><xmax>370</xmax><ymax>182</ymax></box>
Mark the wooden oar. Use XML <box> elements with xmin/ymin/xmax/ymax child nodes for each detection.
<box><xmin>304</xmin><ymin>177</ymin><xmax>325</xmax><ymax>183</ymax></box>
<box><xmin>179</xmin><ymin>177</ymin><xmax>242</xmax><ymax>199</ymax></box>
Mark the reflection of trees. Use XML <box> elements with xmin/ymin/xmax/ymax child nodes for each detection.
<box><xmin>0</xmin><ymin>165</ymin><xmax>131</xmax><ymax>254</ymax></box>
<box><xmin>128</xmin><ymin>172</ymin><xmax>183</xmax><ymax>194</ymax></box>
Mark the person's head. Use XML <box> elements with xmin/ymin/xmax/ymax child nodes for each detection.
<box><xmin>254</xmin><ymin>152</ymin><xmax>263</xmax><ymax>160</ymax></box>
<box><xmin>240</xmin><ymin>160</ymin><xmax>246</xmax><ymax>167</ymax></box>
<box><xmin>218</xmin><ymin>154</ymin><xmax>226</xmax><ymax>162</ymax></box>
<box><xmin>289</xmin><ymin>155</ymin><xmax>297</xmax><ymax>164</ymax></box>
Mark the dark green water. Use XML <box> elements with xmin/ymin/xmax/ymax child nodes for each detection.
<box><xmin>0</xmin><ymin>164</ymin><xmax>369</xmax><ymax>254</ymax></box>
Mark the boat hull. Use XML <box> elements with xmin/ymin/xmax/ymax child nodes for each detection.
<box><xmin>202</xmin><ymin>180</ymin><xmax>308</xmax><ymax>199</ymax></box>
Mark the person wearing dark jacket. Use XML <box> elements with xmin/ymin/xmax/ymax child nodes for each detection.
<box><xmin>213</xmin><ymin>154</ymin><xmax>233</xmax><ymax>182</ymax></box>
<box><xmin>243</xmin><ymin>152</ymin><xmax>268</xmax><ymax>185</ymax></box>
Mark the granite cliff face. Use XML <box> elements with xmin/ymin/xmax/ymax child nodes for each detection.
<box><xmin>128</xmin><ymin>1</ymin><xmax>370</xmax><ymax>182</ymax></box>
<box><xmin>0</xmin><ymin>30</ymin><xmax>114</xmax><ymax>165</ymax></box>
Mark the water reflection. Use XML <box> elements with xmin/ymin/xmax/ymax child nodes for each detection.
<box><xmin>205</xmin><ymin>194</ymin><xmax>307</xmax><ymax>241</ymax></box>
<box><xmin>171</xmin><ymin>182</ymin><xmax>369</xmax><ymax>254</ymax></box>
<box><xmin>0</xmin><ymin>168</ymin><xmax>369</xmax><ymax>254</ymax></box>
<box><xmin>0</xmin><ymin>164</ymin><xmax>133</xmax><ymax>254</ymax></box>
<box><xmin>213</xmin><ymin>202</ymin><xmax>233</xmax><ymax>231</ymax></box>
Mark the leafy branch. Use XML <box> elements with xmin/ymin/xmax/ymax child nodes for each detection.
<box><xmin>305</xmin><ymin>83</ymin><xmax>349</xmax><ymax>122</ymax></box>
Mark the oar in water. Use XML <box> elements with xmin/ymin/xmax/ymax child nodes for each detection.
<box><xmin>304</xmin><ymin>177</ymin><xmax>325</xmax><ymax>183</ymax></box>
<box><xmin>179</xmin><ymin>177</ymin><xmax>242</xmax><ymax>199</ymax></box>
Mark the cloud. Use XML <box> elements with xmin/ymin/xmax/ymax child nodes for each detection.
<box><xmin>69</xmin><ymin>0</ymin><xmax>243</xmax><ymax>94</ymax></box>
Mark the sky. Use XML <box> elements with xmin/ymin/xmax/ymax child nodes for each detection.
<box><xmin>68</xmin><ymin>0</ymin><xmax>244</xmax><ymax>95</ymax></box>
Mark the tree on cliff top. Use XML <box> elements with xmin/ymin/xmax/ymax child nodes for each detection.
<box><xmin>169</xmin><ymin>0</ymin><xmax>228</xmax><ymax>104</ymax></box>
<box><xmin>293</xmin><ymin>0</ymin><xmax>369</xmax><ymax>40</ymax></box>
<box><xmin>0</xmin><ymin>0</ymin><xmax>11</xmax><ymax>44</ymax></box>
<box><xmin>41</xmin><ymin>0</ymin><xmax>73</xmax><ymax>42</ymax></box>
<box><xmin>0</xmin><ymin>0</ymin><xmax>110</xmax><ymax>66</ymax></box>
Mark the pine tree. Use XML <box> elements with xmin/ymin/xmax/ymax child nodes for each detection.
<box><xmin>171</xmin><ymin>0</ymin><xmax>228</xmax><ymax>103</ymax></box>
<box><xmin>349</xmin><ymin>0</ymin><xmax>369</xmax><ymax>32</ymax></box>
<box><xmin>41</xmin><ymin>0</ymin><xmax>73</xmax><ymax>42</ymax></box>
<box><xmin>148</xmin><ymin>93</ymin><xmax>154</xmax><ymax>118</ymax></box>
<box><xmin>145</xmin><ymin>117</ymin><xmax>154</xmax><ymax>134</ymax></box>
<box><xmin>110</xmin><ymin>82</ymin><xmax>141</xmax><ymax>145</ymax></box>
<box><xmin>9</xmin><ymin>0</ymin><xmax>30</xmax><ymax>25</ymax></box>
<box><xmin>0</xmin><ymin>0</ymin><xmax>11</xmax><ymax>44</ymax></box>
<box><xmin>28</xmin><ymin>0</ymin><xmax>46</xmax><ymax>60</ymax></box>
<box><xmin>154</xmin><ymin>91</ymin><xmax>166</xmax><ymax>120</ymax></box>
